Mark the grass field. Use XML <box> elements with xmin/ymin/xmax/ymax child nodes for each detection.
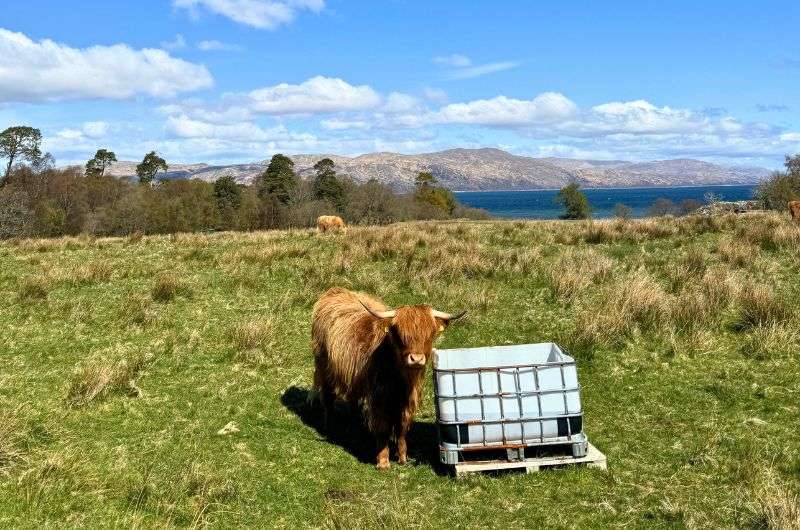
<box><xmin>1</xmin><ymin>213</ymin><xmax>799</xmax><ymax>528</ymax></box>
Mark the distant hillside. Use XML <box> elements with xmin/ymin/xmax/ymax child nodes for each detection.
<box><xmin>105</xmin><ymin>148</ymin><xmax>771</xmax><ymax>191</ymax></box>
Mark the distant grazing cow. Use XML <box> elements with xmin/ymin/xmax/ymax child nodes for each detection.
<box><xmin>316</xmin><ymin>215</ymin><xmax>346</xmax><ymax>233</ymax></box>
<box><xmin>311</xmin><ymin>287</ymin><xmax>465</xmax><ymax>470</ymax></box>
<box><xmin>789</xmin><ymin>201</ymin><xmax>800</xmax><ymax>221</ymax></box>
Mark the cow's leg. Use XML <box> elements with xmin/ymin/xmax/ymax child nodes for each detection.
<box><xmin>376</xmin><ymin>434</ymin><xmax>391</xmax><ymax>470</ymax></box>
<box><xmin>396</xmin><ymin>409</ymin><xmax>414</xmax><ymax>465</ymax></box>
<box><xmin>312</xmin><ymin>354</ymin><xmax>335</xmax><ymax>430</ymax></box>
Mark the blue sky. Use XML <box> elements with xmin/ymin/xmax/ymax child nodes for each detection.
<box><xmin>1</xmin><ymin>0</ymin><xmax>798</xmax><ymax>168</ymax></box>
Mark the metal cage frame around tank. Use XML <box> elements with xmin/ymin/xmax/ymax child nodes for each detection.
<box><xmin>433</xmin><ymin>356</ymin><xmax>588</xmax><ymax>465</ymax></box>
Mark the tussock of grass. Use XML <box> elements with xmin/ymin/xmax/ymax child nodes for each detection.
<box><xmin>0</xmin><ymin>408</ymin><xmax>26</xmax><ymax>474</ymax></box>
<box><xmin>741</xmin><ymin>470</ymin><xmax>800</xmax><ymax>529</ymax></box>
<box><xmin>736</xmin><ymin>214</ymin><xmax>800</xmax><ymax>250</ymax></box>
<box><xmin>739</xmin><ymin>323</ymin><xmax>800</xmax><ymax>360</ymax></box>
<box><xmin>151</xmin><ymin>273</ymin><xmax>191</xmax><ymax>302</ymax></box>
<box><xmin>120</xmin><ymin>293</ymin><xmax>155</xmax><ymax>326</ymax></box>
<box><xmin>730</xmin><ymin>283</ymin><xmax>791</xmax><ymax>331</ymax></box>
<box><xmin>223</xmin><ymin>243</ymin><xmax>310</xmax><ymax>267</ymax></box>
<box><xmin>230</xmin><ymin>319</ymin><xmax>280</xmax><ymax>366</ymax></box>
<box><xmin>716</xmin><ymin>237</ymin><xmax>758</xmax><ymax>267</ymax></box>
<box><xmin>576</xmin><ymin>270</ymin><xmax>670</xmax><ymax>346</ymax></box>
<box><xmin>127</xmin><ymin>230</ymin><xmax>144</xmax><ymax>244</ymax></box>
<box><xmin>542</xmin><ymin>248</ymin><xmax>614</xmax><ymax>301</ymax></box>
<box><xmin>322</xmin><ymin>486</ymin><xmax>431</xmax><ymax>530</ymax></box>
<box><xmin>17</xmin><ymin>274</ymin><xmax>50</xmax><ymax>300</ymax></box>
<box><xmin>66</xmin><ymin>350</ymin><xmax>150</xmax><ymax>406</ymax></box>
<box><xmin>71</xmin><ymin>259</ymin><xmax>113</xmax><ymax>285</ymax></box>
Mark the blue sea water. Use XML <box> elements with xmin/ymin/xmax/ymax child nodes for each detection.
<box><xmin>454</xmin><ymin>185</ymin><xmax>757</xmax><ymax>219</ymax></box>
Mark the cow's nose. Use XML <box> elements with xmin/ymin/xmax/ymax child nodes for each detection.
<box><xmin>407</xmin><ymin>354</ymin><xmax>426</xmax><ymax>366</ymax></box>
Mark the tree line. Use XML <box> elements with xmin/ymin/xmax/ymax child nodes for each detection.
<box><xmin>0</xmin><ymin>126</ymin><xmax>489</xmax><ymax>239</ymax></box>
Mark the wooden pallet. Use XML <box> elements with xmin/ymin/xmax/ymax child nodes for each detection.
<box><xmin>453</xmin><ymin>443</ymin><xmax>607</xmax><ymax>476</ymax></box>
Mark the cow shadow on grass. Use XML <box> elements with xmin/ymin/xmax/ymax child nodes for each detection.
<box><xmin>281</xmin><ymin>386</ymin><xmax>446</xmax><ymax>475</ymax></box>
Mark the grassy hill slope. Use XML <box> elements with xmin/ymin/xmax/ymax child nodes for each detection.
<box><xmin>1</xmin><ymin>215</ymin><xmax>799</xmax><ymax>528</ymax></box>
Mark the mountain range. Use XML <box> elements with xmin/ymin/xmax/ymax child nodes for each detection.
<box><xmin>105</xmin><ymin>148</ymin><xmax>771</xmax><ymax>191</ymax></box>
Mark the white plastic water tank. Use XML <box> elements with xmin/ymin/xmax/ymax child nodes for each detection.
<box><xmin>434</xmin><ymin>343</ymin><xmax>585</xmax><ymax>453</ymax></box>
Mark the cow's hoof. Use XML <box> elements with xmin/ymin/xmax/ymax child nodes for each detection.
<box><xmin>397</xmin><ymin>455</ymin><xmax>408</xmax><ymax>465</ymax></box>
<box><xmin>376</xmin><ymin>460</ymin><xmax>391</xmax><ymax>471</ymax></box>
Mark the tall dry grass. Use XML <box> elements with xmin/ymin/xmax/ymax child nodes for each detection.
<box><xmin>729</xmin><ymin>283</ymin><xmax>791</xmax><ymax>331</ymax></box>
<box><xmin>575</xmin><ymin>270</ymin><xmax>671</xmax><ymax>346</ymax></box>
<box><xmin>66</xmin><ymin>349</ymin><xmax>151</xmax><ymax>406</ymax></box>
<box><xmin>541</xmin><ymin>248</ymin><xmax>614</xmax><ymax>302</ymax></box>
<box><xmin>151</xmin><ymin>273</ymin><xmax>191</xmax><ymax>302</ymax></box>
<box><xmin>0</xmin><ymin>407</ymin><xmax>26</xmax><ymax>475</ymax></box>
<box><xmin>741</xmin><ymin>469</ymin><xmax>800</xmax><ymax>529</ymax></box>
<box><xmin>229</xmin><ymin>318</ymin><xmax>281</xmax><ymax>366</ymax></box>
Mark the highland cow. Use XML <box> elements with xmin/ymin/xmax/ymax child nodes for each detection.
<box><xmin>316</xmin><ymin>215</ymin><xmax>346</xmax><ymax>233</ymax></box>
<box><xmin>789</xmin><ymin>201</ymin><xmax>800</xmax><ymax>221</ymax></box>
<box><xmin>311</xmin><ymin>287</ymin><xmax>465</xmax><ymax>470</ymax></box>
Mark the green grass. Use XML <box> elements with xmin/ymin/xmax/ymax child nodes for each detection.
<box><xmin>1</xmin><ymin>213</ymin><xmax>799</xmax><ymax>528</ymax></box>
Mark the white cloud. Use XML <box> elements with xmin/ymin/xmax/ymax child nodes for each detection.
<box><xmin>436</xmin><ymin>92</ymin><xmax>579</xmax><ymax>126</ymax></box>
<box><xmin>174</xmin><ymin>0</ymin><xmax>324</xmax><ymax>30</ymax></box>
<box><xmin>432</xmin><ymin>54</ymin><xmax>471</xmax><ymax>68</ymax></box>
<box><xmin>320</xmin><ymin>118</ymin><xmax>371</xmax><ymax>130</ymax></box>
<box><xmin>246</xmin><ymin>76</ymin><xmax>381</xmax><ymax>115</ymax></box>
<box><xmin>422</xmin><ymin>87</ymin><xmax>448</xmax><ymax>103</ymax></box>
<box><xmin>0</xmin><ymin>28</ymin><xmax>213</xmax><ymax>103</ymax></box>
<box><xmin>161</xmin><ymin>34</ymin><xmax>187</xmax><ymax>50</ymax></box>
<box><xmin>166</xmin><ymin>114</ymin><xmax>316</xmax><ymax>144</ymax></box>
<box><xmin>432</xmin><ymin>53</ymin><xmax>520</xmax><ymax>79</ymax></box>
<box><xmin>197</xmin><ymin>40</ymin><xmax>242</xmax><ymax>51</ymax></box>
<box><xmin>55</xmin><ymin>121</ymin><xmax>109</xmax><ymax>141</ymax></box>
<box><xmin>383</xmin><ymin>92</ymin><xmax>421</xmax><ymax>114</ymax></box>
<box><xmin>82</xmin><ymin>121</ymin><xmax>109</xmax><ymax>138</ymax></box>
<box><xmin>449</xmin><ymin>61</ymin><xmax>520</xmax><ymax>80</ymax></box>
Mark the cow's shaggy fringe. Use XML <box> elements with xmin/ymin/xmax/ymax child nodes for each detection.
<box><xmin>66</xmin><ymin>349</ymin><xmax>150</xmax><ymax>406</ymax></box>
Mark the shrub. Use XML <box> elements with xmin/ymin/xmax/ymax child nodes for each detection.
<box><xmin>755</xmin><ymin>161</ymin><xmax>800</xmax><ymax>210</ymax></box>
<box><xmin>613</xmin><ymin>203</ymin><xmax>633</xmax><ymax>220</ymax></box>
<box><xmin>648</xmin><ymin>197</ymin><xmax>677</xmax><ymax>217</ymax></box>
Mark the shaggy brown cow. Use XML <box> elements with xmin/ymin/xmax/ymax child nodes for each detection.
<box><xmin>311</xmin><ymin>287</ymin><xmax>465</xmax><ymax>470</ymax></box>
<box><xmin>316</xmin><ymin>215</ymin><xmax>346</xmax><ymax>233</ymax></box>
<box><xmin>789</xmin><ymin>201</ymin><xmax>800</xmax><ymax>221</ymax></box>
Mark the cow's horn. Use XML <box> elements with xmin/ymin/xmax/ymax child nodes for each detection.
<box><xmin>360</xmin><ymin>300</ymin><xmax>396</xmax><ymax>319</ymax></box>
<box><xmin>431</xmin><ymin>309</ymin><xmax>467</xmax><ymax>321</ymax></box>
